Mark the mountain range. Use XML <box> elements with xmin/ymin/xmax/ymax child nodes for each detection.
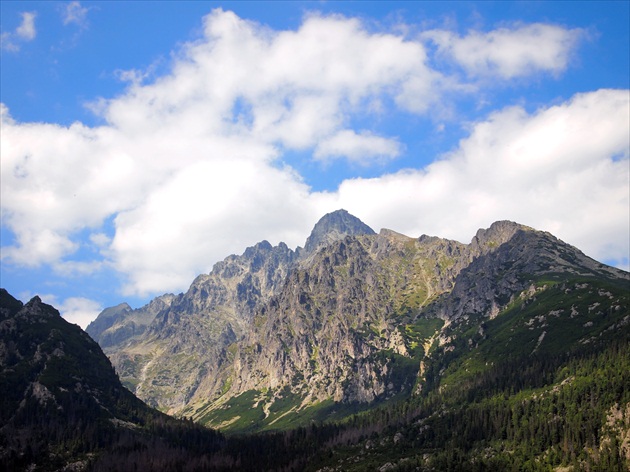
<box><xmin>2</xmin><ymin>209</ymin><xmax>629</xmax><ymax>470</ymax></box>
<box><xmin>86</xmin><ymin>210</ymin><xmax>629</xmax><ymax>434</ymax></box>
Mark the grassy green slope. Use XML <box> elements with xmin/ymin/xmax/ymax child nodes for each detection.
<box><xmin>434</xmin><ymin>275</ymin><xmax>629</xmax><ymax>390</ymax></box>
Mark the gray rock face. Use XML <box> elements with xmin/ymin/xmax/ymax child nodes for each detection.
<box><xmin>104</xmin><ymin>239</ymin><xmax>299</xmax><ymax>410</ymax></box>
<box><xmin>86</xmin><ymin>295</ymin><xmax>175</xmax><ymax>348</ymax></box>
<box><xmin>89</xmin><ymin>211</ymin><xmax>629</xmax><ymax>421</ymax></box>
<box><xmin>228</xmin><ymin>221</ymin><xmax>619</xmax><ymax>405</ymax></box>
<box><xmin>86</xmin><ymin>302</ymin><xmax>132</xmax><ymax>337</ymax></box>
<box><xmin>165</xmin><ymin>239</ymin><xmax>298</xmax><ymax>325</ymax></box>
<box><xmin>231</xmin><ymin>234</ymin><xmax>411</xmax><ymax>404</ymax></box>
<box><xmin>428</xmin><ymin>224</ymin><xmax>627</xmax><ymax>321</ymax></box>
<box><xmin>90</xmin><ymin>210</ymin><xmax>380</xmax><ymax>412</ymax></box>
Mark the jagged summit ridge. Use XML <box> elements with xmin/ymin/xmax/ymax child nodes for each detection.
<box><xmin>86</xmin><ymin>293</ymin><xmax>175</xmax><ymax>349</ymax></box>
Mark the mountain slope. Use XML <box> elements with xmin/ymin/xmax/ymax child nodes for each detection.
<box><xmin>302</xmin><ymin>272</ymin><xmax>630</xmax><ymax>471</ymax></box>
<box><xmin>0</xmin><ymin>289</ymin><xmax>223</xmax><ymax>471</ymax></box>
<box><xmin>88</xmin><ymin>209</ymin><xmax>373</xmax><ymax>413</ymax></box>
<box><xmin>94</xmin><ymin>239</ymin><xmax>299</xmax><ymax>411</ymax></box>
<box><xmin>86</xmin><ymin>294</ymin><xmax>176</xmax><ymax>349</ymax></box>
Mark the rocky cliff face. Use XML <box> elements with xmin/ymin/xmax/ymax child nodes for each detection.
<box><xmin>427</xmin><ymin>222</ymin><xmax>625</xmax><ymax>321</ymax></box>
<box><xmin>88</xmin><ymin>211</ymin><xmax>629</xmax><ymax>430</ymax></box>
<box><xmin>97</xmin><ymin>240</ymin><xmax>299</xmax><ymax>410</ymax></box>
<box><xmin>90</xmin><ymin>210</ymin><xmax>381</xmax><ymax>412</ymax></box>
<box><xmin>222</xmin><ymin>220</ymin><xmax>625</xmax><ymax>408</ymax></box>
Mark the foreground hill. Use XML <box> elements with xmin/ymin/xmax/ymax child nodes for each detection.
<box><xmin>88</xmin><ymin>210</ymin><xmax>629</xmax><ymax>438</ymax></box>
<box><xmin>0</xmin><ymin>289</ymin><xmax>225</xmax><ymax>471</ymax></box>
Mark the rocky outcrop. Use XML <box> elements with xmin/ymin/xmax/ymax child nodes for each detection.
<box><xmin>231</xmin><ymin>235</ymin><xmax>396</xmax><ymax>403</ymax></box>
<box><xmin>225</xmin><ymin>223</ymin><xmax>566</xmax><ymax>405</ymax></box>
<box><xmin>158</xmin><ymin>239</ymin><xmax>298</xmax><ymax>329</ymax></box>
<box><xmin>86</xmin><ymin>302</ymin><xmax>132</xmax><ymax>338</ymax></box>
<box><xmin>91</xmin><ymin>210</ymin><xmax>385</xmax><ymax>412</ymax></box>
<box><xmin>104</xmin><ymin>240</ymin><xmax>299</xmax><ymax>411</ymax></box>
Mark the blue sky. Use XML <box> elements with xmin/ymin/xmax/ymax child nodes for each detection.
<box><xmin>1</xmin><ymin>1</ymin><xmax>628</xmax><ymax>327</ymax></box>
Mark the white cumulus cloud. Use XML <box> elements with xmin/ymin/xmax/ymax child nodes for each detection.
<box><xmin>57</xmin><ymin>296</ymin><xmax>103</xmax><ymax>329</ymax></box>
<box><xmin>331</xmin><ymin>89</ymin><xmax>629</xmax><ymax>268</ymax></box>
<box><xmin>24</xmin><ymin>293</ymin><xmax>103</xmax><ymax>329</ymax></box>
<box><xmin>1</xmin><ymin>8</ymin><xmax>623</xmax><ymax>305</ymax></box>
<box><xmin>424</xmin><ymin>23</ymin><xmax>584</xmax><ymax>79</ymax></box>
<box><xmin>314</xmin><ymin>130</ymin><xmax>401</xmax><ymax>165</ymax></box>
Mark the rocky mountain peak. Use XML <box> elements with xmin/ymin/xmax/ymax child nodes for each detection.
<box><xmin>85</xmin><ymin>302</ymin><xmax>132</xmax><ymax>337</ymax></box>
<box><xmin>17</xmin><ymin>295</ymin><xmax>61</xmax><ymax>321</ymax></box>
<box><xmin>303</xmin><ymin>209</ymin><xmax>376</xmax><ymax>255</ymax></box>
<box><xmin>83</xmin><ymin>213</ymin><xmax>629</xmax><ymax>434</ymax></box>
<box><xmin>0</xmin><ymin>288</ymin><xmax>23</xmax><ymax>318</ymax></box>
<box><xmin>243</xmin><ymin>239</ymin><xmax>273</xmax><ymax>256</ymax></box>
<box><xmin>470</xmin><ymin>220</ymin><xmax>531</xmax><ymax>256</ymax></box>
<box><xmin>86</xmin><ymin>295</ymin><xmax>175</xmax><ymax>348</ymax></box>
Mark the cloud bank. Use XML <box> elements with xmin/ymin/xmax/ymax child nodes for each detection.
<box><xmin>332</xmin><ymin>89</ymin><xmax>629</xmax><ymax>265</ymax></box>
<box><xmin>1</xmin><ymin>9</ymin><xmax>627</xmax><ymax>308</ymax></box>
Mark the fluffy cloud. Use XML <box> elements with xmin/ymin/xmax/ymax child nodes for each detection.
<box><xmin>98</xmin><ymin>10</ymin><xmax>437</xmax><ymax>143</ymax></box>
<box><xmin>0</xmin><ymin>115</ymin><xmax>147</xmax><ymax>267</ymax></box>
<box><xmin>1</xmin><ymin>11</ymin><xmax>37</xmax><ymax>51</ymax></box>
<box><xmin>44</xmin><ymin>295</ymin><xmax>101</xmax><ymax>329</ymax></box>
<box><xmin>2</xmin><ymin>9</ymin><xmax>441</xmax><ymax>294</ymax></box>
<box><xmin>332</xmin><ymin>89</ymin><xmax>629</xmax><ymax>267</ymax></box>
<box><xmin>57</xmin><ymin>297</ymin><xmax>103</xmax><ymax>329</ymax></box>
<box><xmin>18</xmin><ymin>292</ymin><xmax>102</xmax><ymax>329</ymax></box>
<box><xmin>110</xmin><ymin>158</ymin><xmax>318</xmax><ymax>296</ymax></box>
<box><xmin>62</xmin><ymin>1</ymin><xmax>89</xmax><ymax>28</ymax></box>
<box><xmin>1</xmin><ymin>9</ymin><xmax>625</xmax><ymax>303</ymax></box>
<box><xmin>424</xmin><ymin>23</ymin><xmax>583</xmax><ymax>79</ymax></box>
<box><xmin>314</xmin><ymin>130</ymin><xmax>401</xmax><ymax>164</ymax></box>
<box><xmin>16</xmin><ymin>11</ymin><xmax>37</xmax><ymax>40</ymax></box>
